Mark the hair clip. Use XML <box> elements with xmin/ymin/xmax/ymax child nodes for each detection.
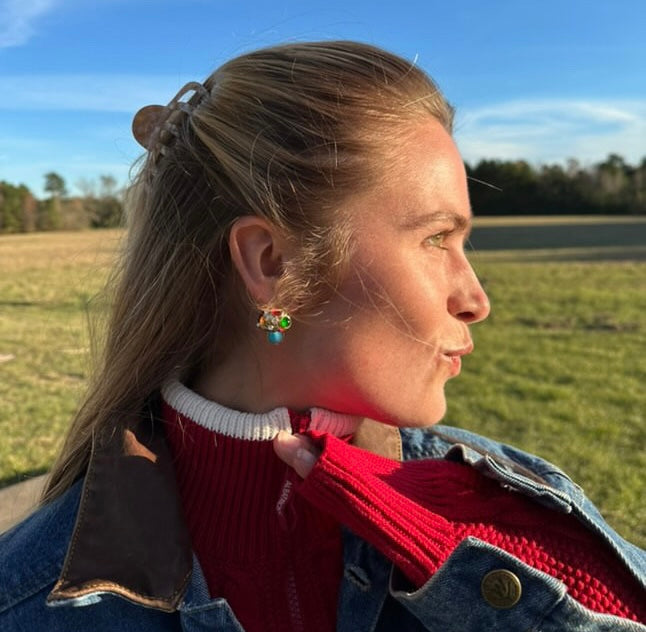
<box><xmin>257</xmin><ymin>309</ymin><xmax>292</xmax><ymax>345</ymax></box>
<box><xmin>131</xmin><ymin>81</ymin><xmax>210</xmax><ymax>151</ymax></box>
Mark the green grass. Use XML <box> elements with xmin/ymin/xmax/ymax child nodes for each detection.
<box><xmin>0</xmin><ymin>230</ymin><xmax>121</xmax><ymax>484</ymax></box>
<box><xmin>0</xmin><ymin>226</ymin><xmax>644</xmax><ymax>547</ymax></box>
<box><xmin>445</xmin><ymin>254</ymin><xmax>645</xmax><ymax>546</ymax></box>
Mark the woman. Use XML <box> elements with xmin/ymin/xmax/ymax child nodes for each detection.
<box><xmin>0</xmin><ymin>41</ymin><xmax>644</xmax><ymax>631</ymax></box>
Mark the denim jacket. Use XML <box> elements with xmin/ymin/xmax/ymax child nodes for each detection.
<box><xmin>1</xmin><ymin>415</ymin><xmax>644</xmax><ymax>631</ymax></box>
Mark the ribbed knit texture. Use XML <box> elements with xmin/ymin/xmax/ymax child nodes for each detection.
<box><xmin>161</xmin><ymin>381</ymin><xmax>361</xmax><ymax>632</ymax></box>
<box><xmin>299</xmin><ymin>431</ymin><xmax>646</xmax><ymax>623</ymax></box>
<box><xmin>162</xmin><ymin>382</ymin><xmax>644</xmax><ymax>628</ymax></box>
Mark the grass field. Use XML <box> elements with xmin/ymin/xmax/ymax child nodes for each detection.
<box><xmin>0</xmin><ymin>222</ymin><xmax>644</xmax><ymax>546</ymax></box>
<box><xmin>0</xmin><ymin>230</ymin><xmax>121</xmax><ymax>483</ymax></box>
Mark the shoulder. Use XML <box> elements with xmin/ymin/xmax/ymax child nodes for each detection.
<box><xmin>399</xmin><ymin>424</ymin><xmax>646</xmax><ymax>585</ymax></box>
<box><xmin>400</xmin><ymin>424</ymin><xmax>575</xmax><ymax>487</ymax></box>
<box><xmin>0</xmin><ymin>480</ymin><xmax>81</xmax><ymax>618</ymax></box>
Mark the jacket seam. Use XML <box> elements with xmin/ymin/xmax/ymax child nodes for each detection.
<box><xmin>50</xmin><ymin>440</ymin><xmax>96</xmax><ymax>596</ymax></box>
<box><xmin>414</xmin><ymin>427</ymin><xmax>552</xmax><ymax>485</ymax></box>
<box><xmin>49</xmin><ymin>571</ymin><xmax>192</xmax><ymax>609</ymax></box>
<box><xmin>0</xmin><ymin>576</ymin><xmax>57</xmax><ymax>613</ymax></box>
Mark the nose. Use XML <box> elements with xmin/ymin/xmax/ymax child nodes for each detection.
<box><xmin>448</xmin><ymin>260</ymin><xmax>490</xmax><ymax>324</ymax></box>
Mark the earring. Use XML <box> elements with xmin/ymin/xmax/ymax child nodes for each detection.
<box><xmin>257</xmin><ymin>309</ymin><xmax>292</xmax><ymax>345</ymax></box>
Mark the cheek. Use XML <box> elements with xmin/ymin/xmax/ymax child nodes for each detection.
<box><xmin>317</xmin><ymin>257</ymin><xmax>450</xmax><ymax>367</ymax></box>
<box><xmin>307</xmin><ymin>288</ymin><xmax>452</xmax><ymax>424</ymax></box>
<box><xmin>372</xmin><ymin>267</ymin><xmax>448</xmax><ymax>339</ymax></box>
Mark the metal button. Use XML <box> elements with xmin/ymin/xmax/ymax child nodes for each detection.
<box><xmin>481</xmin><ymin>569</ymin><xmax>522</xmax><ymax>609</ymax></box>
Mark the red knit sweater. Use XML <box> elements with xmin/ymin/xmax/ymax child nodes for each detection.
<box><xmin>162</xmin><ymin>382</ymin><xmax>357</xmax><ymax>632</ymax></box>
<box><xmin>161</xmin><ymin>382</ymin><xmax>645</xmax><ymax>630</ymax></box>
<box><xmin>301</xmin><ymin>431</ymin><xmax>645</xmax><ymax>623</ymax></box>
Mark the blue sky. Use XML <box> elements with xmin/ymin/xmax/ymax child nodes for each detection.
<box><xmin>1</xmin><ymin>0</ymin><xmax>645</xmax><ymax>197</ymax></box>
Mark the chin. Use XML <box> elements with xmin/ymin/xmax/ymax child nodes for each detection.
<box><xmin>376</xmin><ymin>397</ymin><xmax>447</xmax><ymax>429</ymax></box>
<box><xmin>406</xmin><ymin>410</ymin><xmax>446</xmax><ymax>428</ymax></box>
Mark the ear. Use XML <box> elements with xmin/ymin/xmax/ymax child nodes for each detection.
<box><xmin>228</xmin><ymin>216</ymin><xmax>287</xmax><ymax>306</ymax></box>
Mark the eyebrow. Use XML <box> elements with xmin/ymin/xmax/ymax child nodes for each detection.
<box><xmin>398</xmin><ymin>210</ymin><xmax>472</xmax><ymax>232</ymax></box>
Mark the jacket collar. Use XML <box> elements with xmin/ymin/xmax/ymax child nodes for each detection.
<box><xmin>47</xmin><ymin>404</ymin><xmax>402</xmax><ymax>612</ymax></box>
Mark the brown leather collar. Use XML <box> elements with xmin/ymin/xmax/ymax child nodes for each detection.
<box><xmin>48</xmin><ymin>408</ymin><xmax>402</xmax><ymax>611</ymax></box>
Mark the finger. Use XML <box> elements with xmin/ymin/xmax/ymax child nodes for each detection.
<box><xmin>273</xmin><ymin>431</ymin><xmax>318</xmax><ymax>478</ymax></box>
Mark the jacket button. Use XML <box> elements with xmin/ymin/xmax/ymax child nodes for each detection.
<box><xmin>480</xmin><ymin>569</ymin><xmax>522</xmax><ymax>609</ymax></box>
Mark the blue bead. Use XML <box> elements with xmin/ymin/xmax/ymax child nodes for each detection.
<box><xmin>267</xmin><ymin>331</ymin><xmax>284</xmax><ymax>345</ymax></box>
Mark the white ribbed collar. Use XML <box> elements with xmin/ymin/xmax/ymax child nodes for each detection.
<box><xmin>161</xmin><ymin>380</ymin><xmax>361</xmax><ymax>441</ymax></box>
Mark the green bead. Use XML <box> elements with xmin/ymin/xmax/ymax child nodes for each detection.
<box><xmin>279</xmin><ymin>315</ymin><xmax>292</xmax><ymax>329</ymax></box>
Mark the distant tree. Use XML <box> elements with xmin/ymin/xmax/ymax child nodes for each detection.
<box><xmin>468</xmin><ymin>155</ymin><xmax>645</xmax><ymax>215</ymax></box>
<box><xmin>20</xmin><ymin>189</ymin><xmax>37</xmax><ymax>232</ymax></box>
<box><xmin>92</xmin><ymin>174</ymin><xmax>123</xmax><ymax>228</ymax></box>
<box><xmin>592</xmin><ymin>154</ymin><xmax>632</xmax><ymax>213</ymax></box>
<box><xmin>467</xmin><ymin>159</ymin><xmax>541</xmax><ymax>215</ymax></box>
<box><xmin>0</xmin><ymin>182</ymin><xmax>20</xmax><ymax>232</ymax></box>
<box><xmin>537</xmin><ymin>164</ymin><xmax>586</xmax><ymax>214</ymax></box>
<box><xmin>38</xmin><ymin>172</ymin><xmax>67</xmax><ymax>230</ymax></box>
<box><xmin>634</xmin><ymin>158</ymin><xmax>646</xmax><ymax>212</ymax></box>
<box><xmin>44</xmin><ymin>172</ymin><xmax>67</xmax><ymax>198</ymax></box>
<box><xmin>76</xmin><ymin>178</ymin><xmax>96</xmax><ymax>199</ymax></box>
<box><xmin>75</xmin><ymin>174</ymin><xmax>124</xmax><ymax>228</ymax></box>
<box><xmin>0</xmin><ymin>186</ymin><xmax>5</xmax><ymax>232</ymax></box>
<box><xmin>0</xmin><ymin>181</ymin><xmax>35</xmax><ymax>233</ymax></box>
<box><xmin>61</xmin><ymin>197</ymin><xmax>90</xmax><ymax>230</ymax></box>
<box><xmin>37</xmin><ymin>198</ymin><xmax>62</xmax><ymax>230</ymax></box>
<box><xmin>466</xmin><ymin>160</ymin><xmax>505</xmax><ymax>215</ymax></box>
<box><xmin>99</xmin><ymin>175</ymin><xmax>117</xmax><ymax>197</ymax></box>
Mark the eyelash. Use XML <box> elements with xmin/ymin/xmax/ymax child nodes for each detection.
<box><xmin>423</xmin><ymin>231</ymin><xmax>452</xmax><ymax>250</ymax></box>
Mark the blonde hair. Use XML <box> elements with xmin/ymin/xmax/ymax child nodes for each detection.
<box><xmin>42</xmin><ymin>40</ymin><xmax>453</xmax><ymax>503</ymax></box>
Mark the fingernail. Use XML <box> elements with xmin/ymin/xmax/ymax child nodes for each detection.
<box><xmin>296</xmin><ymin>448</ymin><xmax>317</xmax><ymax>467</ymax></box>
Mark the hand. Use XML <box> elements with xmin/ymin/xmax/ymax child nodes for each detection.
<box><xmin>273</xmin><ymin>431</ymin><xmax>320</xmax><ymax>478</ymax></box>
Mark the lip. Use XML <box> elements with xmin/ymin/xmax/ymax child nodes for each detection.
<box><xmin>440</xmin><ymin>342</ymin><xmax>474</xmax><ymax>377</ymax></box>
<box><xmin>442</xmin><ymin>342</ymin><xmax>474</xmax><ymax>358</ymax></box>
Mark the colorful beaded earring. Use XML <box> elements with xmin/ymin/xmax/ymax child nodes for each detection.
<box><xmin>257</xmin><ymin>309</ymin><xmax>292</xmax><ymax>345</ymax></box>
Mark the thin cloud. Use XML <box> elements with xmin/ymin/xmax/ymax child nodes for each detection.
<box><xmin>455</xmin><ymin>99</ymin><xmax>646</xmax><ymax>166</ymax></box>
<box><xmin>0</xmin><ymin>73</ymin><xmax>187</xmax><ymax>111</ymax></box>
<box><xmin>0</xmin><ymin>0</ymin><xmax>57</xmax><ymax>48</ymax></box>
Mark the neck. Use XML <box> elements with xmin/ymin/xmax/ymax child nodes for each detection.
<box><xmin>161</xmin><ymin>381</ymin><xmax>346</xmax><ymax>630</ymax></box>
<box><xmin>162</xmin><ymin>380</ymin><xmax>361</xmax><ymax>440</ymax></box>
<box><xmin>161</xmin><ymin>380</ymin><xmax>358</xmax><ymax>563</ymax></box>
<box><xmin>192</xmin><ymin>329</ymin><xmax>326</xmax><ymax>414</ymax></box>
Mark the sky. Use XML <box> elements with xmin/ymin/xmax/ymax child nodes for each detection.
<box><xmin>1</xmin><ymin>0</ymin><xmax>645</xmax><ymax>197</ymax></box>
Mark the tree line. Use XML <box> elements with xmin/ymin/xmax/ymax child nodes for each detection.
<box><xmin>0</xmin><ymin>172</ymin><xmax>123</xmax><ymax>234</ymax></box>
<box><xmin>467</xmin><ymin>154</ymin><xmax>645</xmax><ymax>215</ymax></box>
<box><xmin>1</xmin><ymin>154</ymin><xmax>644</xmax><ymax>234</ymax></box>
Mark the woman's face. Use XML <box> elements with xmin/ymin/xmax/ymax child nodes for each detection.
<box><xmin>294</xmin><ymin>118</ymin><xmax>490</xmax><ymax>426</ymax></box>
